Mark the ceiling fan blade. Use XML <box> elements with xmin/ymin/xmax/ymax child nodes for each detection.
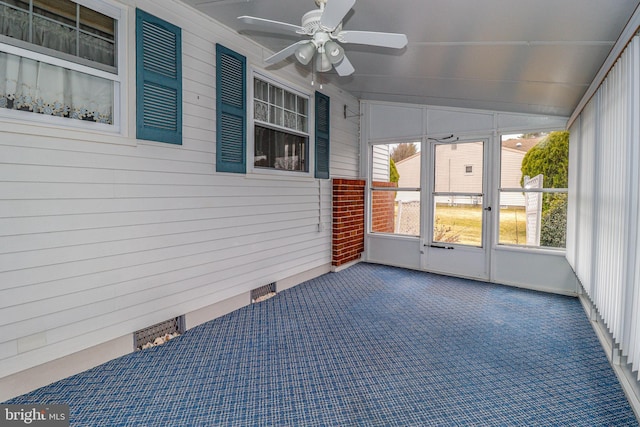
<box><xmin>333</xmin><ymin>55</ymin><xmax>355</xmax><ymax>76</ymax></box>
<box><xmin>238</xmin><ymin>16</ymin><xmax>307</xmax><ymax>35</ymax></box>
<box><xmin>265</xmin><ymin>40</ymin><xmax>314</xmax><ymax>64</ymax></box>
<box><xmin>320</xmin><ymin>0</ymin><xmax>356</xmax><ymax>31</ymax></box>
<box><xmin>338</xmin><ymin>31</ymin><xmax>408</xmax><ymax>49</ymax></box>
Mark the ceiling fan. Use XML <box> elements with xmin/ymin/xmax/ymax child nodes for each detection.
<box><xmin>238</xmin><ymin>0</ymin><xmax>408</xmax><ymax>76</ymax></box>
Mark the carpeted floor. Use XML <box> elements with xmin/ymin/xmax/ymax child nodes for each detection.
<box><xmin>5</xmin><ymin>263</ymin><xmax>639</xmax><ymax>426</ymax></box>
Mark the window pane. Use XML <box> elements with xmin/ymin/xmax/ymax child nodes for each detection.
<box><xmin>1</xmin><ymin>2</ymin><xmax>30</xmax><ymax>43</ymax></box>
<box><xmin>269</xmin><ymin>85</ymin><xmax>283</xmax><ymax>107</ymax></box>
<box><xmin>254</xmin><ymin>79</ymin><xmax>268</xmax><ymax>101</ymax></box>
<box><xmin>254</xmin><ymin>125</ymin><xmax>308</xmax><ymax>172</ymax></box>
<box><xmin>498</xmin><ymin>194</ymin><xmax>528</xmax><ymax>245</ymax></box>
<box><xmin>434</xmin><ymin>142</ymin><xmax>483</xmax><ymax>193</ymax></box>
<box><xmin>297</xmin><ymin>97</ymin><xmax>307</xmax><ymax>114</ymax></box>
<box><xmin>0</xmin><ymin>51</ymin><xmax>114</xmax><ymax>124</ymax></box>
<box><xmin>297</xmin><ymin>114</ymin><xmax>307</xmax><ymax>133</ymax></box>
<box><xmin>254</xmin><ymin>100</ymin><xmax>268</xmax><ymax>122</ymax></box>
<box><xmin>284</xmin><ymin>91</ymin><xmax>295</xmax><ymax>110</ymax></box>
<box><xmin>1</xmin><ymin>0</ymin><xmax>116</xmax><ymax>68</ymax></box>
<box><xmin>371</xmin><ymin>190</ymin><xmax>420</xmax><ymax>236</ymax></box>
<box><xmin>498</xmin><ymin>192</ymin><xmax>567</xmax><ymax>248</ymax></box>
<box><xmin>433</xmin><ymin>197</ymin><xmax>483</xmax><ymax>247</ymax></box>
<box><xmin>499</xmin><ymin>131</ymin><xmax>568</xmax><ymax>249</ymax></box>
<box><xmin>32</xmin><ymin>12</ymin><xmax>77</xmax><ymax>58</ymax></box>
<box><xmin>79</xmin><ymin>5</ymin><xmax>115</xmax><ymax>66</ymax></box>
<box><xmin>270</xmin><ymin>105</ymin><xmax>283</xmax><ymax>126</ymax></box>
<box><xmin>370</xmin><ymin>143</ymin><xmax>422</xmax><ymax>236</ymax></box>
<box><xmin>283</xmin><ymin>110</ymin><xmax>296</xmax><ymax>129</ymax></box>
<box><xmin>500</xmin><ymin>131</ymin><xmax>568</xmax><ymax>189</ymax></box>
<box><xmin>540</xmin><ymin>193</ymin><xmax>567</xmax><ymax>248</ymax></box>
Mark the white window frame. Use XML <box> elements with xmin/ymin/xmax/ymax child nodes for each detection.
<box><xmin>0</xmin><ymin>0</ymin><xmax>126</xmax><ymax>134</ymax></box>
<box><xmin>248</xmin><ymin>69</ymin><xmax>313</xmax><ymax>177</ymax></box>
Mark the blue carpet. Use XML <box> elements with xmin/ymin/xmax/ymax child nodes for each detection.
<box><xmin>5</xmin><ymin>263</ymin><xmax>638</xmax><ymax>426</ymax></box>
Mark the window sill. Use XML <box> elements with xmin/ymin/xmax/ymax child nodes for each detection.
<box><xmin>493</xmin><ymin>244</ymin><xmax>566</xmax><ymax>256</ymax></box>
<box><xmin>0</xmin><ymin>112</ymin><xmax>132</xmax><ymax>147</ymax></box>
<box><xmin>248</xmin><ymin>167</ymin><xmax>315</xmax><ymax>180</ymax></box>
<box><xmin>367</xmin><ymin>232</ymin><xmax>420</xmax><ymax>241</ymax></box>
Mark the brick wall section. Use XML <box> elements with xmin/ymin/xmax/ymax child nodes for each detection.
<box><xmin>371</xmin><ymin>181</ymin><xmax>397</xmax><ymax>233</ymax></box>
<box><xmin>332</xmin><ymin>179</ymin><xmax>366</xmax><ymax>267</ymax></box>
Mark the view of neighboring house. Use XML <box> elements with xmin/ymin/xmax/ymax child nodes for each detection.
<box><xmin>394</xmin><ymin>137</ymin><xmax>544</xmax><ymax>206</ymax></box>
<box><xmin>395</xmin><ymin>151</ymin><xmax>420</xmax><ymax>202</ymax></box>
<box><xmin>500</xmin><ymin>136</ymin><xmax>544</xmax><ymax>207</ymax></box>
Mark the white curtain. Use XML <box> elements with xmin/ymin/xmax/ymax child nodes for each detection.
<box><xmin>0</xmin><ymin>51</ymin><xmax>113</xmax><ymax>124</ymax></box>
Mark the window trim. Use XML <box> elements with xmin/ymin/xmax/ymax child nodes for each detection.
<box><xmin>0</xmin><ymin>0</ymin><xmax>125</xmax><ymax>134</ymax></box>
<box><xmin>248</xmin><ymin>69</ymin><xmax>313</xmax><ymax>177</ymax></box>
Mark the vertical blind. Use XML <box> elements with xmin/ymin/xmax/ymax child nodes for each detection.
<box><xmin>568</xmin><ymin>36</ymin><xmax>640</xmax><ymax>378</ymax></box>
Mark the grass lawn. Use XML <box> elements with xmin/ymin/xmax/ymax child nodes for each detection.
<box><xmin>433</xmin><ymin>204</ymin><xmax>526</xmax><ymax>246</ymax></box>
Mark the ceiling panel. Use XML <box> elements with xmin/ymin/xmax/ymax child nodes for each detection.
<box><xmin>180</xmin><ymin>0</ymin><xmax>640</xmax><ymax>116</ymax></box>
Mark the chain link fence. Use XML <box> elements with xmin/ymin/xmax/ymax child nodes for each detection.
<box><xmin>395</xmin><ymin>200</ymin><xmax>420</xmax><ymax>236</ymax></box>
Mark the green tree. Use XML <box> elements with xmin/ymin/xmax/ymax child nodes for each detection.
<box><xmin>519</xmin><ymin>130</ymin><xmax>569</xmax><ymax>247</ymax></box>
<box><xmin>520</xmin><ymin>130</ymin><xmax>569</xmax><ymax>189</ymax></box>
<box><xmin>391</xmin><ymin>143</ymin><xmax>417</xmax><ymax>163</ymax></box>
<box><xmin>390</xmin><ymin>158</ymin><xmax>399</xmax><ymax>183</ymax></box>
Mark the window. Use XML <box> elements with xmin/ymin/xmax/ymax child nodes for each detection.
<box><xmin>370</xmin><ymin>142</ymin><xmax>421</xmax><ymax>236</ymax></box>
<box><xmin>498</xmin><ymin>131</ymin><xmax>568</xmax><ymax>248</ymax></box>
<box><xmin>0</xmin><ymin>0</ymin><xmax>121</xmax><ymax>126</ymax></box>
<box><xmin>215</xmin><ymin>46</ymin><xmax>329</xmax><ymax>177</ymax></box>
<box><xmin>465</xmin><ymin>165</ymin><xmax>473</xmax><ymax>174</ymax></box>
<box><xmin>253</xmin><ymin>76</ymin><xmax>309</xmax><ymax>172</ymax></box>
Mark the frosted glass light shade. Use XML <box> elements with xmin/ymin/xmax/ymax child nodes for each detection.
<box><xmin>295</xmin><ymin>43</ymin><xmax>316</xmax><ymax>65</ymax></box>
<box><xmin>315</xmin><ymin>52</ymin><xmax>332</xmax><ymax>72</ymax></box>
<box><xmin>323</xmin><ymin>41</ymin><xmax>344</xmax><ymax>64</ymax></box>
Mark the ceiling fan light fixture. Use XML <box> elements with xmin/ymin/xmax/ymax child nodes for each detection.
<box><xmin>240</xmin><ymin>0</ymin><xmax>408</xmax><ymax>76</ymax></box>
<box><xmin>295</xmin><ymin>42</ymin><xmax>316</xmax><ymax>65</ymax></box>
<box><xmin>323</xmin><ymin>40</ymin><xmax>344</xmax><ymax>64</ymax></box>
<box><xmin>315</xmin><ymin>50</ymin><xmax>332</xmax><ymax>72</ymax></box>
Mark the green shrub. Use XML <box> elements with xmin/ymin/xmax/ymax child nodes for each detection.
<box><xmin>540</xmin><ymin>194</ymin><xmax>567</xmax><ymax>247</ymax></box>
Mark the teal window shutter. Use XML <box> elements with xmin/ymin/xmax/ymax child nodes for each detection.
<box><xmin>315</xmin><ymin>91</ymin><xmax>330</xmax><ymax>179</ymax></box>
<box><xmin>216</xmin><ymin>44</ymin><xmax>246</xmax><ymax>173</ymax></box>
<box><xmin>136</xmin><ymin>9</ymin><xmax>182</xmax><ymax>145</ymax></box>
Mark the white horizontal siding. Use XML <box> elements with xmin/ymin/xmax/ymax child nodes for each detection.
<box><xmin>0</xmin><ymin>0</ymin><xmax>358</xmax><ymax>380</ymax></box>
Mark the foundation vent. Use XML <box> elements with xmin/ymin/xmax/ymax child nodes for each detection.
<box><xmin>135</xmin><ymin>316</ymin><xmax>184</xmax><ymax>350</ymax></box>
<box><xmin>251</xmin><ymin>282</ymin><xmax>277</xmax><ymax>303</ymax></box>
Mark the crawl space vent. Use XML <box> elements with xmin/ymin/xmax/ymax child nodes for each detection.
<box><xmin>135</xmin><ymin>316</ymin><xmax>184</xmax><ymax>350</ymax></box>
<box><xmin>251</xmin><ymin>282</ymin><xmax>276</xmax><ymax>303</ymax></box>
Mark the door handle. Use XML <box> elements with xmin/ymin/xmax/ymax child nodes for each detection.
<box><xmin>484</xmin><ymin>206</ymin><xmax>492</xmax><ymax>211</ymax></box>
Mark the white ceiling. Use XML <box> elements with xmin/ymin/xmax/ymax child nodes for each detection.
<box><xmin>180</xmin><ymin>0</ymin><xmax>640</xmax><ymax>117</ymax></box>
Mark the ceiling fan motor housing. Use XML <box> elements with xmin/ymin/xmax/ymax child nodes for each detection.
<box><xmin>301</xmin><ymin>9</ymin><xmax>322</xmax><ymax>34</ymax></box>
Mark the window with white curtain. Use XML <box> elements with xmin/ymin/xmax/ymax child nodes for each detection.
<box><xmin>0</xmin><ymin>0</ymin><xmax>120</xmax><ymax>125</ymax></box>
